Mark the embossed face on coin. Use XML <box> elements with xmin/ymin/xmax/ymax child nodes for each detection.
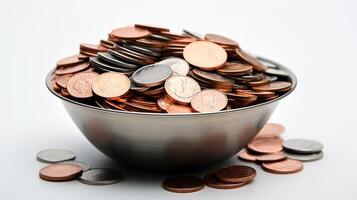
<box><xmin>92</xmin><ymin>72</ymin><xmax>131</xmax><ymax>99</ymax></box>
<box><xmin>131</xmin><ymin>64</ymin><xmax>172</xmax><ymax>87</ymax></box>
<box><xmin>191</xmin><ymin>89</ymin><xmax>228</xmax><ymax>113</ymax></box>
<box><xmin>164</xmin><ymin>75</ymin><xmax>201</xmax><ymax>104</ymax></box>
<box><xmin>67</xmin><ymin>72</ymin><xmax>99</xmax><ymax>98</ymax></box>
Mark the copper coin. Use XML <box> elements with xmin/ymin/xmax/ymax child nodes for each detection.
<box><xmin>165</xmin><ymin>75</ymin><xmax>201</xmax><ymax>104</ymax></box>
<box><xmin>67</xmin><ymin>72</ymin><xmax>99</xmax><ymax>98</ymax></box>
<box><xmin>56</xmin><ymin>55</ymin><xmax>86</xmax><ymax>67</ymax></box>
<box><xmin>204</xmin><ymin>173</ymin><xmax>248</xmax><ymax>189</ymax></box>
<box><xmin>111</xmin><ymin>27</ymin><xmax>151</xmax><ymax>40</ymax></box>
<box><xmin>256</xmin><ymin>123</ymin><xmax>285</xmax><ymax>138</ymax></box>
<box><xmin>55</xmin><ymin>74</ymin><xmax>73</xmax><ymax>88</ymax></box>
<box><xmin>132</xmin><ymin>64</ymin><xmax>172</xmax><ymax>87</ymax></box>
<box><xmin>183</xmin><ymin>41</ymin><xmax>227</xmax><ymax>71</ymax></box>
<box><xmin>215</xmin><ymin>165</ymin><xmax>256</xmax><ymax>183</ymax></box>
<box><xmin>80</xmin><ymin>43</ymin><xmax>107</xmax><ymax>52</ymax></box>
<box><xmin>235</xmin><ymin>49</ymin><xmax>267</xmax><ymax>72</ymax></box>
<box><xmin>248</xmin><ymin>137</ymin><xmax>283</xmax><ymax>154</ymax></box>
<box><xmin>163</xmin><ymin>176</ymin><xmax>204</xmax><ymax>193</ymax></box>
<box><xmin>256</xmin><ymin>152</ymin><xmax>287</xmax><ymax>162</ymax></box>
<box><xmin>191</xmin><ymin>89</ymin><xmax>228</xmax><ymax>113</ymax></box>
<box><xmin>238</xmin><ymin>150</ymin><xmax>257</xmax><ymax>162</ymax></box>
<box><xmin>205</xmin><ymin>33</ymin><xmax>239</xmax><ymax>47</ymax></box>
<box><xmin>166</xmin><ymin>104</ymin><xmax>193</xmax><ymax>113</ymax></box>
<box><xmin>39</xmin><ymin>164</ymin><xmax>82</xmax><ymax>182</ymax></box>
<box><xmin>192</xmin><ymin>69</ymin><xmax>234</xmax><ymax>85</ymax></box>
<box><xmin>92</xmin><ymin>72</ymin><xmax>131</xmax><ymax>99</ymax></box>
<box><xmin>55</xmin><ymin>62</ymin><xmax>90</xmax><ymax>75</ymax></box>
<box><xmin>217</xmin><ymin>62</ymin><xmax>253</xmax><ymax>75</ymax></box>
<box><xmin>252</xmin><ymin>81</ymin><xmax>292</xmax><ymax>92</ymax></box>
<box><xmin>134</xmin><ymin>24</ymin><xmax>169</xmax><ymax>32</ymax></box>
<box><xmin>157</xmin><ymin>95</ymin><xmax>174</xmax><ymax>111</ymax></box>
<box><xmin>262</xmin><ymin>159</ymin><xmax>303</xmax><ymax>174</ymax></box>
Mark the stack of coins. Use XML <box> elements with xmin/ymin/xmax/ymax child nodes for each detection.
<box><xmin>51</xmin><ymin>24</ymin><xmax>293</xmax><ymax>113</ymax></box>
<box><xmin>238</xmin><ymin>123</ymin><xmax>324</xmax><ymax>174</ymax></box>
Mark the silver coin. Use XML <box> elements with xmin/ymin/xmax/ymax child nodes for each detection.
<box><xmin>132</xmin><ymin>63</ymin><xmax>172</xmax><ymax>87</ymax></box>
<box><xmin>266</xmin><ymin>67</ymin><xmax>290</xmax><ymax>77</ymax></box>
<box><xmin>61</xmin><ymin>160</ymin><xmax>91</xmax><ymax>171</ymax></box>
<box><xmin>283</xmin><ymin>138</ymin><xmax>323</xmax><ymax>154</ymax></box>
<box><xmin>159</xmin><ymin>57</ymin><xmax>190</xmax><ymax>75</ymax></box>
<box><xmin>78</xmin><ymin>168</ymin><xmax>123</xmax><ymax>185</ymax></box>
<box><xmin>285</xmin><ymin>151</ymin><xmax>323</xmax><ymax>162</ymax></box>
<box><xmin>37</xmin><ymin>149</ymin><xmax>76</xmax><ymax>163</ymax></box>
<box><xmin>182</xmin><ymin>29</ymin><xmax>203</xmax><ymax>39</ymax></box>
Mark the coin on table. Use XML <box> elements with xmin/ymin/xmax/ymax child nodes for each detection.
<box><xmin>283</xmin><ymin>139</ymin><xmax>323</xmax><ymax>154</ymax></box>
<box><xmin>56</xmin><ymin>55</ymin><xmax>86</xmax><ymax>67</ymax></box>
<box><xmin>191</xmin><ymin>89</ymin><xmax>228</xmax><ymax>113</ymax></box>
<box><xmin>215</xmin><ymin>165</ymin><xmax>256</xmax><ymax>183</ymax></box>
<box><xmin>61</xmin><ymin>161</ymin><xmax>91</xmax><ymax>171</ymax></box>
<box><xmin>285</xmin><ymin>151</ymin><xmax>323</xmax><ymax>162</ymax></box>
<box><xmin>67</xmin><ymin>72</ymin><xmax>99</xmax><ymax>98</ymax></box>
<box><xmin>204</xmin><ymin>173</ymin><xmax>248</xmax><ymax>190</ymax></box>
<box><xmin>235</xmin><ymin>49</ymin><xmax>267</xmax><ymax>72</ymax></box>
<box><xmin>132</xmin><ymin>64</ymin><xmax>172</xmax><ymax>87</ymax></box>
<box><xmin>39</xmin><ymin>164</ymin><xmax>82</xmax><ymax>181</ymax></box>
<box><xmin>55</xmin><ymin>62</ymin><xmax>90</xmax><ymax>75</ymax></box>
<box><xmin>92</xmin><ymin>72</ymin><xmax>131</xmax><ymax>99</ymax></box>
<box><xmin>165</xmin><ymin>75</ymin><xmax>201</xmax><ymax>104</ymax></box>
<box><xmin>78</xmin><ymin>168</ymin><xmax>123</xmax><ymax>185</ymax></box>
<box><xmin>183</xmin><ymin>41</ymin><xmax>227</xmax><ymax>71</ymax></box>
<box><xmin>256</xmin><ymin>152</ymin><xmax>287</xmax><ymax>162</ymax></box>
<box><xmin>204</xmin><ymin>33</ymin><xmax>239</xmax><ymax>47</ymax></box>
<box><xmin>37</xmin><ymin>149</ymin><xmax>76</xmax><ymax>163</ymax></box>
<box><xmin>238</xmin><ymin>150</ymin><xmax>257</xmax><ymax>162</ymax></box>
<box><xmin>262</xmin><ymin>159</ymin><xmax>303</xmax><ymax>174</ymax></box>
<box><xmin>111</xmin><ymin>27</ymin><xmax>151</xmax><ymax>40</ymax></box>
<box><xmin>163</xmin><ymin>176</ymin><xmax>205</xmax><ymax>193</ymax></box>
<box><xmin>256</xmin><ymin>123</ymin><xmax>285</xmax><ymax>138</ymax></box>
<box><xmin>252</xmin><ymin>81</ymin><xmax>292</xmax><ymax>92</ymax></box>
<box><xmin>158</xmin><ymin>57</ymin><xmax>190</xmax><ymax>75</ymax></box>
<box><xmin>248</xmin><ymin>137</ymin><xmax>283</xmax><ymax>154</ymax></box>
<box><xmin>166</xmin><ymin>104</ymin><xmax>193</xmax><ymax>114</ymax></box>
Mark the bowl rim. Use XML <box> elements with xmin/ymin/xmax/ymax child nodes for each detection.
<box><xmin>46</xmin><ymin>56</ymin><xmax>297</xmax><ymax>117</ymax></box>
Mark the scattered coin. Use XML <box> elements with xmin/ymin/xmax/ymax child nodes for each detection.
<box><xmin>204</xmin><ymin>173</ymin><xmax>248</xmax><ymax>190</ymax></box>
<box><xmin>165</xmin><ymin>75</ymin><xmax>201</xmax><ymax>104</ymax></box>
<box><xmin>39</xmin><ymin>164</ymin><xmax>82</xmax><ymax>181</ymax></box>
<box><xmin>61</xmin><ymin>161</ymin><xmax>91</xmax><ymax>171</ymax></box>
<box><xmin>92</xmin><ymin>72</ymin><xmax>131</xmax><ymax>99</ymax></box>
<box><xmin>285</xmin><ymin>151</ymin><xmax>323</xmax><ymax>162</ymax></box>
<box><xmin>283</xmin><ymin>139</ymin><xmax>323</xmax><ymax>154</ymax></box>
<box><xmin>215</xmin><ymin>165</ymin><xmax>256</xmax><ymax>183</ymax></box>
<box><xmin>132</xmin><ymin>64</ymin><xmax>172</xmax><ymax>87</ymax></box>
<box><xmin>262</xmin><ymin>159</ymin><xmax>303</xmax><ymax>174</ymax></box>
<box><xmin>78</xmin><ymin>168</ymin><xmax>123</xmax><ymax>185</ymax></box>
<box><xmin>163</xmin><ymin>176</ymin><xmax>205</xmax><ymax>193</ymax></box>
<box><xmin>158</xmin><ymin>57</ymin><xmax>190</xmax><ymax>75</ymax></box>
<box><xmin>248</xmin><ymin>137</ymin><xmax>283</xmax><ymax>154</ymax></box>
<box><xmin>191</xmin><ymin>89</ymin><xmax>228</xmax><ymax>112</ymax></box>
<box><xmin>238</xmin><ymin>150</ymin><xmax>257</xmax><ymax>162</ymax></box>
<box><xmin>256</xmin><ymin>123</ymin><xmax>285</xmax><ymax>138</ymax></box>
<box><xmin>67</xmin><ymin>72</ymin><xmax>99</xmax><ymax>98</ymax></box>
<box><xmin>37</xmin><ymin>149</ymin><xmax>76</xmax><ymax>163</ymax></box>
<box><xmin>256</xmin><ymin>152</ymin><xmax>287</xmax><ymax>162</ymax></box>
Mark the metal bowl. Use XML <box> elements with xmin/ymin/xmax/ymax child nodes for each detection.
<box><xmin>46</xmin><ymin>56</ymin><xmax>297</xmax><ymax>171</ymax></box>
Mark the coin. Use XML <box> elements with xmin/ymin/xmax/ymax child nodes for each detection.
<box><xmin>248</xmin><ymin>138</ymin><xmax>283</xmax><ymax>153</ymax></box>
<box><xmin>80</xmin><ymin>43</ymin><xmax>107</xmax><ymax>53</ymax></box>
<box><xmin>56</xmin><ymin>55</ymin><xmax>86</xmax><ymax>67</ymax></box>
<box><xmin>262</xmin><ymin>159</ymin><xmax>303</xmax><ymax>174</ymax></box>
<box><xmin>183</xmin><ymin>41</ymin><xmax>227</xmax><ymax>71</ymax></box>
<box><xmin>252</xmin><ymin>81</ymin><xmax>292</xmax><ymax>92</ymax></box>
<box><xmin>132</xmin><ymin>64</ymin><xmax>172</xmax><ymax>87</ymax></box>
<box><xmin>110</xmin><ymin>27</ymin><xmax>151</xmax><ymax>40</ymax></box>
<box><xmin>256</xmin><ymin>123</ymin><xmax>285</xmax><ymax>138</ymax></box>
<box><xmin>235</xmin><ymin>49</ymin><xmax>267</xmax><ymax>72</ymax></box>
<box><xmin>217</xmin><ymin>62</ymin><xmax>253</xmax><ymax>75</ymax></box>
<box><xmin>283</xmin><ymin>139</ymin><xmax>323</xmax><ymax>154</ymax></box>
<box><xmin>67</xmin><ymin>72</ymin><xmax>99</xmax><ymax>98</ymax></box>
<box><xmin>158</xmin><ymin>57</ymin><xmax>190</xmax><ymax>75</ymax></box>
<box><xmin>256</xmin><ymin>152</ymin><xmax>287</xmax><ymax>162</ymax></box>
<box><xmin>204</xmin><ymin>173</ymin><xmax>248</xmax><ymax>190</ymax></box>
<box><xmin>285</xmin><ymin>151</ymin><xmax>323</xmax><ymax>162</ymax></box>
<box><xmin>238</xmin><ymin>150</ymin><xmax>257</xmax><ymax>162</ymax></box>
<box><xmin>166</xmin><ymin>104</ymin><xmax>193</xmax><ymax>113</ymax></box>
<box><xmin>134</xmin><ymin>24</ymin><xmax>169</xmax><ymax>32</ymax></box>
<box><xmin>92</xmin><ymin>72</ymin><xmax>131</xmax><ymax>99</ymax></box>
<box><xmin>182</xmin><ymin>29</ymin><xmax>203</xmax><ymax>39</ymax></box>
<box><xmin>205</xmin><ymin>33</ymin><xmax>239</xmax><ymax>47</ymax></box>
<box><xmin>55</xmin><ymin>62</ymin><xmax>90</xmax><ymax>75</ymax></box>
<box><xmin>61</xmin><ymin>161</ymin><xmax>91</xmax><ymax>171</ymax></box>
<box><xmin>165</xmin><ymin>75</ymin><xmax>201</xmax><ymax>104</ymax></box>
<box><xmin>55</xmin><ymin>74</ymin><xmax>73</xmax><ymax>88</ymax></box>
<box><xmin>39</xmin><ymin>164</ymin><xmax>82</xmax><ymax>181</ymax></box>
<box><xmin>157</xmin><ymin>95</ymin><xmax>173</xmax><ymax>111</ymax></box>
<box><xmin>163</xmin><ymin>176</ymin><xmax>205</xmax><ymax>193</ymax></box>
<box><xmin>215</xmin><ymin>165</ymin><xmax>256</xmax><ymax>183</ymax></box>
<box><xmin>37</xmin><ymin>149</ymin><xmax>76</xmax><ymax>163</ymax></box>
<box><xmin>191</xmin><ymin>89</ymin><xmax>228</xmax><ymax>113</ymax></box>
<box><xmin>78</xmin><ymin>168</ymin><xmax>123</xmax><ymax>185</ymax></box>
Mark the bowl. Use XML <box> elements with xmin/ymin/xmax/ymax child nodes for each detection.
<box><xmin>46</xmin><ymin>56</ymin><xmax>297</xmax><ymax>171</ymax></box>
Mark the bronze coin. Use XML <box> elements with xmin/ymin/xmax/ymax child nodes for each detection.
<box><xmin>163</xmin><ymin>176</ymin><xmax>204</xmax><ymax>193</ymax></box>
<box><xmin>235</xmin><ymin>49</ymin><xmax>267</xmax><ymax>72</ymax></box>
<box><xmin>55</xmin><ymin>62</ymin><xmax>90</xmax><ymax>75</ymax></box>
<box><xmin>134</xmin><ymin>24</ymin><xmax>169</xmax><ymax>32</ymax></box>
<box><xmin>191</xmin><ymin>89</ymin><xmax>228</xmax><ymax>113</ymax></box>
<box><xmin>111</xmin><ymin>27</ymin><xmax>151</xmax><ymax>40</ymax></box>
<box><xmin>262</xmin><ymin>159</ymin><xmax>303</xmax><ymax>174</ymax></box>
<box><xmin>92</xmin><ymin>72</ymin><xmax>131</xmax><ymax>99</ymax></box>
<box><xmin>248</xmin><ymin>76</ymin><xmax>271</xmax><ymax>87</ymax></box>
<box><xmin>183</xmin><ymin>41</ymin><xmax>227</xmax><ymax>71</ymax></box>
<box><xmin>192</xmin><ymin>69</ymin><xmax>234</xmax><ymax>85</ymax></box>
<box><xmin>256</xmin><ymin>152</ymin><xmax>287</xmax><ymax>162</ymax></box>
<box><xmin>252</xmin><ymin>81</ymin><xmax>292</xmax><ymax>92</ymax></box>
<box><xmin>248</xmin><ymin>138</ymin><xmax>283</xmax><ymax>154</ymax></box>
<box><xmin>67</xmin><ymin>72</ymin><xmax>99</xmax><ymax>98</ymax></box>
<box><xmin>217</xmin><ymin>62</ymin><xmax>253</xmax><ymax>75</ymax></box>
<box><xmin>238</xmin><ymin>150</ymin><xmax>257</xmax><ymax>162</ymax></box>
<box><xmin>204</xmin><ymin>173</ymin><xmax>248</xmax><ymax>189</ymax></box>
<box><xmin>56</xmin><ymin>55</ymin><xmax>86</xmax><ymax>67</ymax></box>
<box><xmin>165</xmin><ymin>75</ymin><xmax>201</xmax><ymax>104</ymax></box>
<box><xmin>157</xmin><ymin>95</ymin><xmax>174</xmax><ymax>111</ymax></box>
<box><xmin>39</xmin><ymin>164</ymin><xmax>82</xmax><ymax>182</ymax></box>
<box><xmin>55</xmin><ymin>74</ymin><xmax>73</xmax><ymax>88</ymax></box>
<box><xmin>80</xmin><ymin>43</ymin><xmax>107</xmax><ymax>53</ymax></box>
<box><xmin>256</xmin><ymin>123</ymin><xmax>285</xmax><ymax>138</ymax></box>
<box><xmin>166</xmin><ymin>104</ymin><xmax>193</xmax><ymax>113</ymax></box>
<box><xmin>205</xmin><ymin>33</ymin><xmax>239</xmax><ymax>47</ymax></box>
<box><xmin>236</xmin><ymin>89</ymin><xmax>276</xmax><ymax>99</ymax></box>
<box><xmin>215</xmin><ymin>165</ymin><xmax>256</xmax><ymax>183</ymax></box>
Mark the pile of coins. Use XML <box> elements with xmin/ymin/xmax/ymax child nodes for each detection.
<box><xmin>238</xmin><ymin>123</ymin><xmax>324</xmax><ymax>174</ymax></box>
<box><xmin>51</xmin><ymin>24</ymin><xmax>293</xmax><ymax>113</ymax></box>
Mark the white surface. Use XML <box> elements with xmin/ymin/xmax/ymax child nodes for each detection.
<box><xmin>1</xmin><ymin>0</ymin><xmax>357</xmax><ymax>199</ymax></box>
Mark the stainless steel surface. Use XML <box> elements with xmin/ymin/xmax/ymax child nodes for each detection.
<box><xmin>45</xmin><ymin>56</ymin><xmax>297</xmax><ymax>170</ymax></box>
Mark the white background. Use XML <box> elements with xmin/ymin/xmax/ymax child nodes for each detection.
<box><xmin>1</xmin><ymin>0</ymin><xmax>357</xmax><ymax>199</ymax></box>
